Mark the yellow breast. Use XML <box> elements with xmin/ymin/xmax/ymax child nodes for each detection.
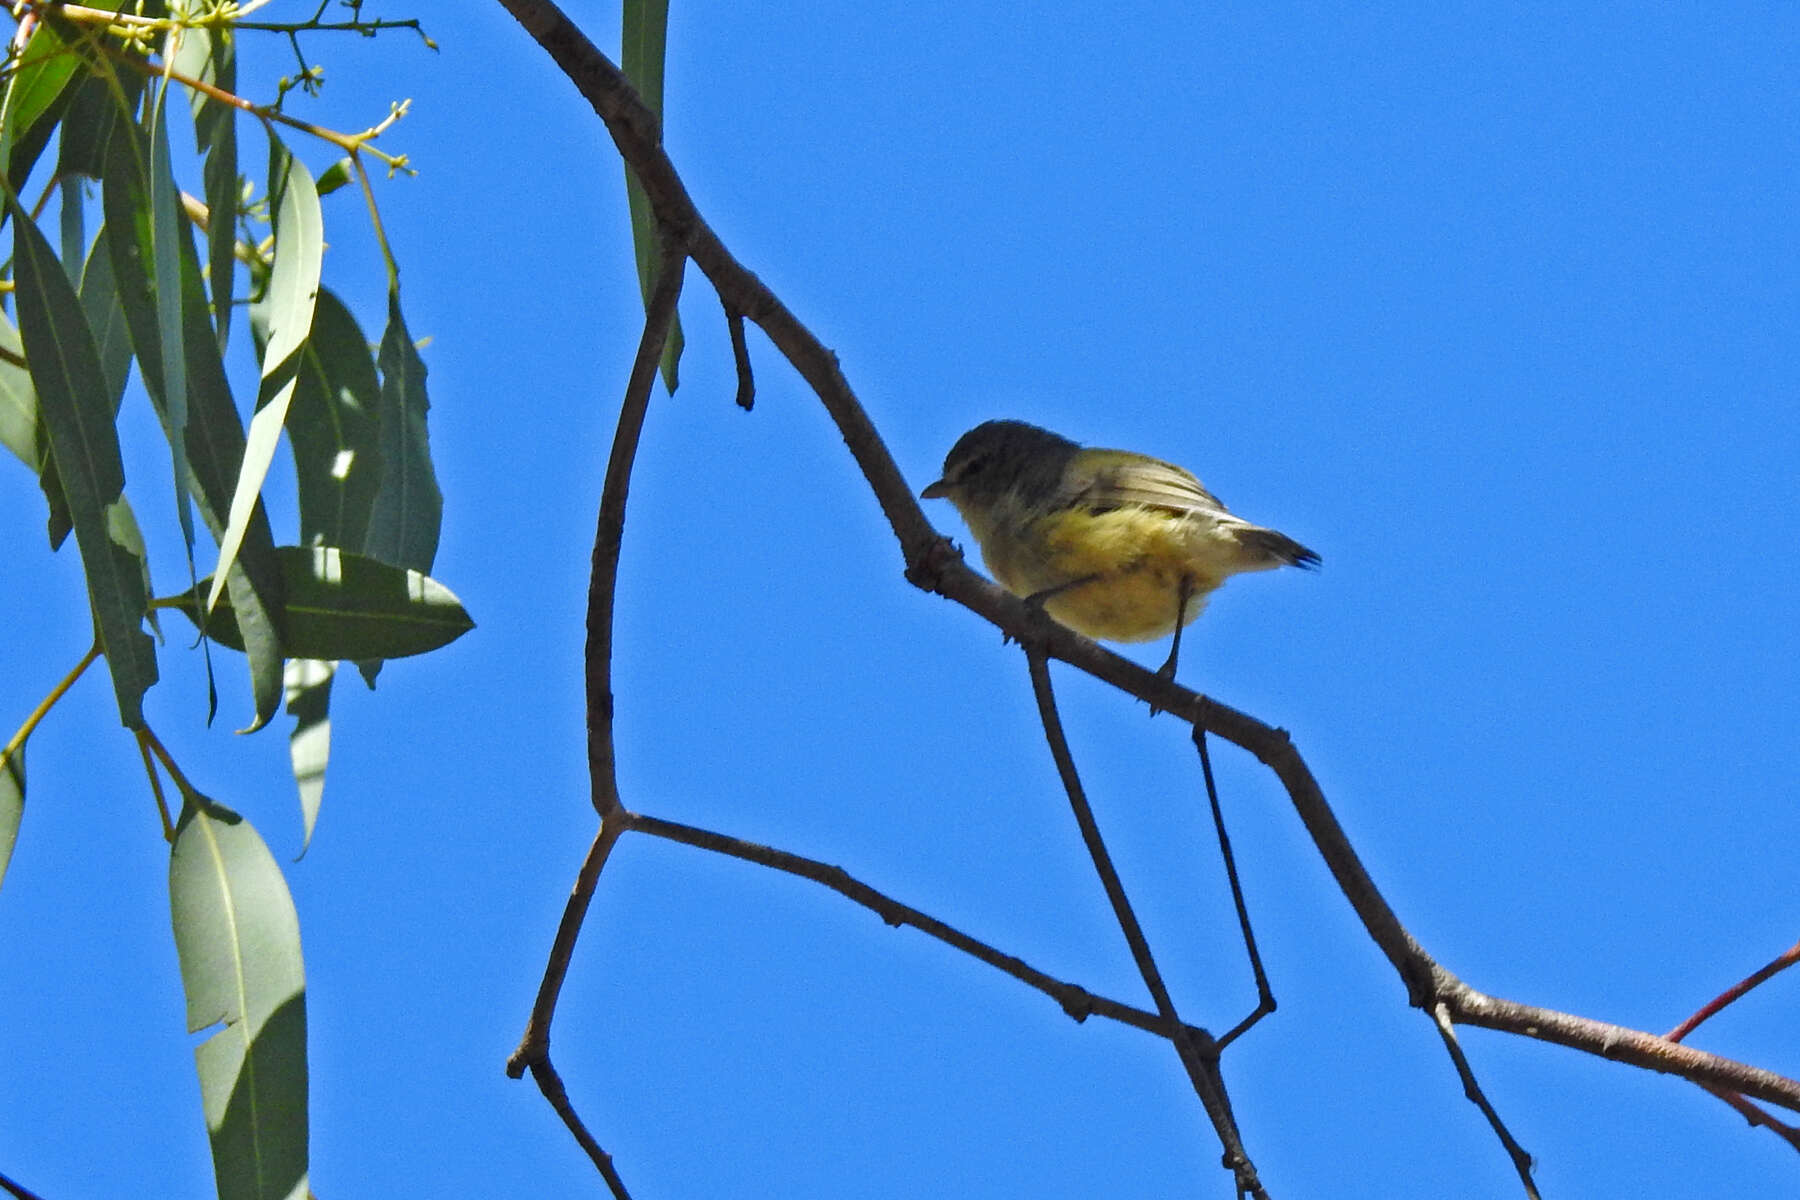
<box><xmin>973</xmin><ymin>505</ymin><xmax>1236</xmax><ymax>643</ymax></box>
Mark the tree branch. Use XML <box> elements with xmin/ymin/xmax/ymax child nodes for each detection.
<box><xmin>494</xmin><ymin>0</ymin><xmax>1800</xmax><ymax>1177</ymax></box>
<box><xmin>627</xmin><ymin>811</ymin><xmax>1200</xmax><ymax>1039</ymax></box>
<box><xmin>1027</xmin><ymin>650</ymin><xmax>1264</xmax><ymax>1198</ymax></box>
<box><xmin>505</xmin><ymin>227</ymin><xmax>687</xmax><ymax>1200</ymax></box>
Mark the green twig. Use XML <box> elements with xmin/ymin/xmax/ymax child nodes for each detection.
<box><xmin>1</xmin><ymin>640</ymin><xmax>101</xmax><ymax>769</ymax></box>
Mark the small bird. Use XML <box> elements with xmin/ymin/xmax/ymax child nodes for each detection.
<box><xmin>921</xmin><ymin>419</ymin><xmax>1317</xmax><ymax>679</ymax></box>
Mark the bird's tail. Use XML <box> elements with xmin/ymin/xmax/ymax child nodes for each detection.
<box><xmin>1235</xmin><ymin>525</ymin><xmax>1320</xmax><ymax>570</ymax></box>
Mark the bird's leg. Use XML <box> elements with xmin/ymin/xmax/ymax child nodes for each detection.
<box><xmin>998</xmin><ymin>575</ymin><xmax>1101</xmax><ymax>647</ymax></box>
<box><xmin>1156</xmin><ymin>575</ymin><xmax>1195</xmax><ymax>681</ymax></box>
<box><xmin>1024</xmin><ymin>574</ymin><xmax>1102</xmax><ymax>612</ymax></box>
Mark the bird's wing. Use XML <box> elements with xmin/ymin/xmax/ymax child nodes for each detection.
<box><xmin>1064</xmin><ymin>449</ymin><xmax>1232</xmax><ymax>518</ymax></box>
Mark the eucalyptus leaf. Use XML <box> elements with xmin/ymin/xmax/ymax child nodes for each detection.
<box><xmin>0</xmin><ymin>312</ymin><xmax>38</xmax><ymax>471</ymax></box>
<box><xmin>206</xmin><ymin>137</ymin><xmax>321</xmax><ymax>621</ymax></box>
<box><xmin>173</xmin><ymin>20</ymin><xmax>238</xmax><ymax>346</ymax></box>
<box><xmin>621</xmin><ymin>0</ymin><xmax>683</xmax><ymax>391</ymax></box>
<box><xmin>100</xmin><ymin>127</ymin><xmax>288</xmax><ymax>729</ymax></box>
<box><xmin>1</xmin><ymin>18</ymin><xmax>84</xmax><ymax>193</ymax></box>
<box><xmin>168</xmin><ymin>546</ymin><xmax>473</xmax><ymax>662</ymax></box>
<box><xmin>169</xmin><ymin>798</ymin><xmax>309</xmax><ymax>1200</ymax></box>
<box><xmin>0</xmin><ymin>743</ymin><xmax>22</xmax><ymax>894</ymax></box>
<box><xmin>55</xmin><ymin>69</ymin><xmax>136</xmax><ymax>182</ymax></box>
<box><xmin>358</xmin><ymin>286</ymin><xmax>441</xmax><ymax>686</ymax></box>
<box><xmin>284</xmin><ymin>288</ymin><xmax>380</xmax><ymax>553</ymax></box>
<box><xmin>283</xmin><ymin>659</ymin><xmax>333</xmax><ymax>852</ymax></box>
<box><xmin>10</xmin><ymin>196</ymin><xmax>158</xmax><ymax>727</ymax></box>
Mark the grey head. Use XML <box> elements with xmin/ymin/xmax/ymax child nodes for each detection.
<box><xmin>921</xmin><ymin>420</ymin><xmax>1082</xmax><ymax>508</ymax></box>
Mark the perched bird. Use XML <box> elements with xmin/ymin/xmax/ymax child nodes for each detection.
<box><xmin>921</xmin><ymin>419</ymin><xmax>1317</xmax><ymax>679</ymax></box>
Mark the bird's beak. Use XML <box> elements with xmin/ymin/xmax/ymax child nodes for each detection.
<box><xmin>920</xmin><ymin>478</ymin><xmax>951</xmax><ymax>500</ymax></box>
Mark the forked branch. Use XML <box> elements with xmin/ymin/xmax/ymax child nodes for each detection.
<box><xmin>494</xmin><ymin>2</ymin><xmax>1800</xmax><ymax>1196</ymax></box>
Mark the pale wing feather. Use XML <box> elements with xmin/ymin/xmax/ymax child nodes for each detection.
<box><xmin>1063</xmin><ymin>450</ymin><xmax>1232</xmax><ymax>518</ymax></box>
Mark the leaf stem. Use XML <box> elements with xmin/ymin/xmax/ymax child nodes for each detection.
<box><xmin>0</xmin><ymin>640</ymin><xmax>101</xmax><ymax>768</ymax></box>
<box><xmin>134</xmin><ymin>729</ymin><xmax>176</xmax><ymax>841</ymax></box>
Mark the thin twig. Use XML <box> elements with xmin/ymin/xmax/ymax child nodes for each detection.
<box><xmin>1662</xmin><ymin>940</ymin><xmax>1800</xmax><ymax>1155</ymax></box>
<box><xmin>524</xmin><ymin>1056</ymin><xmax>634</xmax><ymax>1200</ymax></box>
<box><xmin>84</xmin><ymin>35</ymin><xmax>412</xmax><ymax>168</ymax></box>
<box><xmin>585</xmin><ymin>232</ymin><xmax>687</xmax><ymax>816</ymax></box>
<box><xmin>628</xmin><ymin>811</ymin><xmax>1204</xmax><ymax>1038</ymax></box>
<box><xmin>721</xmin><ymin>298</ymin><xmax>754</xmax><ymax>410</ymax></box>
<box><xmin>1429</xmin><ymin>1002</ymin><xmax>1539</xmax><ymax>1198</ymax></box>
<box><xmin>1026</xmin><ymin>650</ymin><xmax>1266</xmax><ymax>1200</ymax></box>
<box><xmin>1699</xmin><ymin>1084</ymin><xmax>1800</xmax><ymax>1155</ymax></box>
<box><xmin>506</xmin><ymin>232</ymin><xmax>687</xmax><ymax>1196</ymax></box>
<box><xmin>0</xmin><ymin>1167</ymin><xmax>48</xmax><ymax>1200</ymax></box>
<box><xmin>1</xmin><ymin>641</ymin><xmax>100</xmax><ymax>768</ymax></box>
<box><xmin>1667</xmin><ymin>938</ymin><xmax>1800</xmax><ymax>1043</ymax></box>
<box><xmin>1194</xmin><ymin>729</ymin><xmax>1275</xmax><ymax>1052</ymax></box>
<box><xmin>133</xmin><ymin>731</ymin><xmax>175</xmax><ymax>842</ymax></box>
<box><xmin>507</xmin><ymin>813</ymin><xmax>628</xmax><ymax>1077</ymax></box>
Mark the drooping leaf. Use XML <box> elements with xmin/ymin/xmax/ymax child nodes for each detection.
<box><xmin>10</xmin><ymin>196</ymin><xmax>158</xmax><ymax>727</ymax></box>
<box><xmin>1</xmin><ymin>18</ymin><xmax>85</xmax><ymax>194</ymax></box>
<box><xmin>107</xmin><ymin>492</ymin><xmax>161</xmax><ymax>641</ymax></box>
<box><xmin>58</xmin><ymin>173</ymin><xmax>85</xmax><ymax>285</ymax></box>
<box><xmin>37</xmin><ymin>224</ymin><xmax>138</xmax><ymax>551</ymax></box>
<box><xmin>175</xmin><ymin>211</ymin><xmax>284</xmax><ymax>729</ymax></box>
<box><xmin>0</xmin><ymin>743</ymin><xmax>22</xmax><ymax>894</ymax></box>
<box><xmin>54</xmin><ymin>67</ymin><xmax>138</xmax><ymax>182</ymax></box>
<box><xmin>205</xmin><ymin>136</ymin><xmax>321</xmax><ymax>622</ymax></box>
<box><xmin>167</xmin><ymin>546</ymin><xmax>473</xmax><ymax>662</ymax></box>
<box><xmin>79</xmin><ymin>225</ymin><xmax>134</xmax><ymax>417</ymax></box>
<box><xmin>283</xmin><ymin>659</ymin><xmax>332</xmax><ymax>852</ymax></box>
<box><xmin>146</xmin><ymin>82</ymin><xmax>201</xmax><ymax>578</ymax></box>
<box><xmin>168</xmin><ymin>798</ymin><xmax>309</xmax><ymax>1200</ymax></box>
<box><xmin>362</xmin><ymin>287</ymin><xmax>439</xmax><ymax>572</ymax></box>
<box><xmin>281</xmin><ymin>287</ymin><xmax>381</xmax><ymax>552</ymax></box>
<box><xmin>621</xmin><ymin>0</ymin><xmax>682</xmax><ymax>391</ymax></box>
<box><xmin>172</xmin><ymin>20</ymin><xmax>237</xmax><ymax>347</ymax></box>
<box><xmin>101</xmin><ymin>127</ymin><xmax>288</xmax><ymax>729</ymax></box>
<box><xmin>0</xmin><ymin>311</ymin><xmax>38</xmax><ymax>471</ymax></box>
<box><xmin>264</xmin><ymin>289</ymin><xmax>376</xmax><ymax>843</ymax></box>
<box><xmin>0</xmin><ymin>300</ymin><xmax>74</xmax><ymax>549</ymax></box>
<box><xmin>358</xmin><ymin>286</ymin><xmax>441</xmax><ymax>686</ymax></box>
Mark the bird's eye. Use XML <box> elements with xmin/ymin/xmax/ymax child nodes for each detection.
<box><xmin>962</xmin><ymin>455</ymin><xmax>988</xmax><ymax>479</ymax></box>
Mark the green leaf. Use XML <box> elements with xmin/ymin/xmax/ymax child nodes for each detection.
<box><xmin>172</xmin><ymin>20</ymin><xmax>238</xmax><ymax>347</ymax></box>
<box><xmin>168</xmin><ymin>546</ymin><xmax>473</xmax><ymax>662</ymax></box>
<box><xmin>0</xmin><ymin>260</ymin><xmax>77</xmax><ymax>547</ymax></box>
<box><xmin>206</xmin><ymin>136</ymin><xmax>321</xmax><ymax>621</ymax></box>
<box><xmin>58</xmin><ymin>173</ymin><xmax>85</xmax><ymax>285</ymax></box>
<box><xmin>54</xmin><ymin>68</ymin><xmax>135</xmax><ymax>182</ymax></box>
<box><xmin>363</xmin><ymin>288</ymin><xmax>440</xmax><ymax>571</ymax></box>
<box><xmin>313</xmin><ymin>157</ymin><xmax>353</xmax><ymax>197</ymax></box>
<box><xmin>283</xmin><ymin>287</ymin><xmax>380</xmax><ymax>552</ymax></box>
<box><xmin>146</xmin><ymin>82</ymin><xmax>201</xmax><ymax>575</ymax></box>
<box><xmin>107</xmin><ymin>492</ymin><xmax>161</xmax><ymax>641</ymax></box>
<box><xmin>79</xmin><ymin>225</ymin><xmax>134</xmax><ymax>418</ymax></box>
<box><xmin>1</xmin><ymin>18</ymin><xmax>85</xmax><ymax>193</ymax></box>
<box><xmin>283</xmin><ymin>659</ymin><xmax>332</xmax><ymax>852</ymax></box>
<box><xmin>176</xmin><ymin>208</ymin><xmax>285</xmax><ymax>730</ymax></box>
<box><xmin>0</xmin><ymin>311</ymin><xmax>39</xmax><ymax>471</ymax></box>
<box><xmin>10</xmin><ymin>195</ymin><xmax>158</xmax><ymax>727</ymax></box>
<box><xmin>621</xmin><ymin>0</ymin><xmax>683</xmax><ymax>391</ymax></box>
<box><xmin>168</xmin><ymin>799</ymin><xmax>309</xmax><ymax>1200</ymax></box>
<box><xmin>34</xmin><ymin>225</ymin><xmax>137</xmax><ymax>552</ymax></box>
<box><xmin>0</xmin><ymin>743</ymin><xmax>22</xmax><ymax>894</ymax></box>
<box><xmin>101</xmin><ymin>126</ymin><xmax>288</xmax><ymax>728</ymax></box>
<box><xmin>358</xmin><ymin>286</ymin><xmax>441</xmax><ymax>686</ymax></box>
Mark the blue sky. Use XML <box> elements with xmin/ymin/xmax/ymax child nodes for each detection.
<box><xmin>2</xmin><ymin>3</ymin><xmax>1798</xmax><ymax>1197</ymax></box>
